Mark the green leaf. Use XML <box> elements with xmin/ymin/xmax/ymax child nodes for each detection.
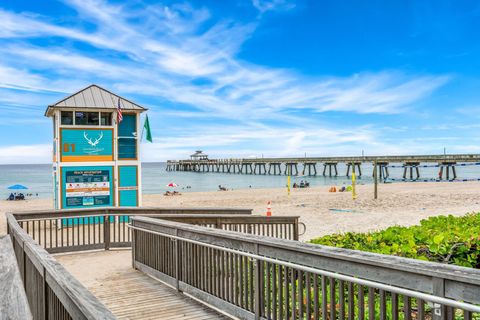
<box><xmin>433</xmin><ymin>234</ymin><xmax>444</xmax><ymax>245</ymax></box>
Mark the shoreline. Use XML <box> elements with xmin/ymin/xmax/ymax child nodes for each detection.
<box><xmin>2</xmin><ymin>181</ymin><xmax>480</xmax><ymax>240</ymax></box>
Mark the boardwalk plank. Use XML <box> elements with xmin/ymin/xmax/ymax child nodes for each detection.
<box><xmin>88</xmin><ymin>268</ymin><xmax>229</xmax><ymax>319</ymax></box>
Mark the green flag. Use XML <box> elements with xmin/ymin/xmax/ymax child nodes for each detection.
<box><xmin>143</xmin><ymin>114</ymin><xmax>153</xmax><ymax>142</ymax></box>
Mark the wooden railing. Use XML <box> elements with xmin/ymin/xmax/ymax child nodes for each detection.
<box><xmin>6</xmin><ymin>207</ymin><xmax>302</xmax><ymax>319</ymax></box>
<box><xmin>12</xmin><ymin>209</ymin><xmax>300</xmax><ymax>254</ymax></box>
<box><xmin>0</xmin><ymin>235</ymin><xmax>31</xmax><ymax>319</ymax></box>
<box><xmin>6</xmin><ymin>214</ymin><xmax>116</xmax><ymax>320</ymax></box>
<box><xmin>131</xmin><ymin>216</ymin><xmax>480</xmax><ymax>320</ymax></box>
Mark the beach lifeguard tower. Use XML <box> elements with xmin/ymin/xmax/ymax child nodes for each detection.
<box><xmin>45</xmin><ymin>84</ymin><xmax>147</xmax><ymax>209</ymax></box>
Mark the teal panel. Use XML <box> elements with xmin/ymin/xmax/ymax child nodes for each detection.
<box><xmin>118</xmin><ymin>114</ymin><xmax>136</xmax><ymax>136</ymax></box>
<box><xmin>61</xmin><ymin>129</ymin><xmax>113</xmax><ymax>158</ymax></box>
<box><xmin>61</xmin><ymin>166</ymin><xmax>113</xmax><ymax>209</ymax></box>
<box><xmin>118</xmin><ymin>114</ymin><xmax>137</xmax><ymax>159</ymax></box>
<box><xmin>62</xmin><ymin>216</ymin><xmax>104</xmax><ymax>226</ymax></box>
<box><xmin>61</xmin><ymin>215</ymin><xmax>129</xmax><ymax>226</ymax></box>
<box><xmin>120</xmin><ymin>190</ymin><xmax>137</xmax><ymax>206</ymax></box>
<box><xmin>119</xmin><ymin>166</ymin><xmax>137</xmax><ymax>187</ymax></box>
<box><xmin>54</xmin><ymin>172</ymin><xmax>58</xmax><ymax>210</ymax></box>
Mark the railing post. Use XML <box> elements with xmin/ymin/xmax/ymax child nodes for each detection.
<box><xmin>131</xmin><ymin>228</ymin><xmax>136</xmax><ymax>269</ymax></box>
<box><xmin>104</xmin><ymin>214</ymin><xmax>110</xmax><ymax>250</ymax></box>
<box><xmin>22</xmin><ymin>240</ymin><xmax>26</xmax><ymax>290</ymax></box>
<box><xmin>432</xmin><ymin>277</ymin><xmax>446</xmax><ymax>320</ymax></box>
<box><xmin>43</xmin><ymin>266</ymin><xmax>48</xmax><ymax>320</ymax></box>
<box><xmin>174</xmin><ymin>228</ymin><xmax>180</xmax><ymax>292</ymax></box>
<box><xmin>293</xmin><ymin>218</ymin><xmax>299</xmax><ymax>241</ymax></box>
<box><xmin>254</xmin><ymin>243</ymin><xmax>261</xmax><ymax>320</ymax></box>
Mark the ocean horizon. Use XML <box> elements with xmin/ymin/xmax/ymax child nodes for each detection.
<box><xmin>2</xmin><ymin>162</ymin><xmax>480</xmax><ymax>199</ymax></box>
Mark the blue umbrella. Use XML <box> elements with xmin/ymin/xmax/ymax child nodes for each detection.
<box><xmin>7</xmin><ymin>184</ymin><xmax>28</xmax><ymax>190</ymax></box>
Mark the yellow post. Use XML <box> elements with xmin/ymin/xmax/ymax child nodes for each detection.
<box><xmin>287</xmin><ymin>175</ymin><xmax>291</xmax><ymax>196</ymax></box>
<box><xmin>287</xmin><ymin>164</ymin><xmax>291</xmax><ymax>196</ymax></box>
<box><xmin>351</xmin><ymin>162</ymin><xmax>357</xmax><ymax>200</ymax></box>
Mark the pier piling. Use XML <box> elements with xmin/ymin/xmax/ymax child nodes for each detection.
<box><xmin>438</xmin><ymin>162</ymin><xmax>457</xmax><ymax>180</ymax></box>
<box><xmin>322</xmin><ymin>162</ymin><xmax>338</xmax><ymax>177</ymax></box>
<box><xmin>303</xmin><ymin>162</ymin><xmax>317</xmax><ymax>176</ymax></box>
<box><xmin>346</xmin><ymin>162</ymin><xmax>362</xmax><ymax>177</ymax></box>
<box><xmin>403</xmin><ymin>162</ymin><xmax>420</xmax><ymax>180</ymax></box>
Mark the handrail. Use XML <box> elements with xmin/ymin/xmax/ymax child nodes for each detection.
<box><xmin>170</xmin><ymin>153</ymin><xmax>480</xmax><ymax>163</ymax></box>
<box><xmin>128</xmin><ymin>225</ymin><xmax>480</xmax><ymax>313</ymax></box>
<box><xmin>6</xmin><ymin>213</ymin><xmax>116</xmax><ymax>320</ymax></box>
<box><xmin>12</xmin><ymin>207</ymin><xmax>253</xmax><ymax>220</ymax></box>
<box><xmin>15</xmin><ymin>213</ymin><xmax>296</xmax><ymax>223</ymax></box>
<box><xmin>13</xmin><ymin>212</ymin><xmax>300</xmax><ymax>255</ymax></box>
<box><xmin>131</xmin><ymin>216</ymin><xmax>480</xmax><ymax>320</ymax></box>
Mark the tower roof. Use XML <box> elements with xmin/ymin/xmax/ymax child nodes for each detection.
<box><xmin>45</xmin><ymin>84</ymin><xmax>147</xmax><ymax>116</ymax></box>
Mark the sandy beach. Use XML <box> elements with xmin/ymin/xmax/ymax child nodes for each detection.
<box><xmin>2</xmin><ymin>181</ymin><xmax>480</xmax><ymax>240</ymax></box>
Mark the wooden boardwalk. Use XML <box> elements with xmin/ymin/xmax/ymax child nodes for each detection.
<box><xmin>56</xmin><ymin>250</ymin><xmax>229</xmax><ymax>320</ymax></box>
<box><xmin>90</xmin><ymin>270</ymin><xmax>229</xmax><ymax>320</ymax></box>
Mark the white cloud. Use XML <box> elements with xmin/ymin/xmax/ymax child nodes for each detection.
<box><xmin>0</xmin><ymin>1</ymin><xmax>452</xmax><ymax>163</ymax></box>
<box><xmin>0</xmin><ymin>144</ymin><xmax>51</xmax><ymax>164</ymax></box>
<box><xmin>251</xmin><ymin>0</ymin><xmax>296</xmax><ymax>14</ymax></box>
<box><xmin>0</xmin><ymin>2</ymin><xmax>448</xmax><ymax>118</ymax></box>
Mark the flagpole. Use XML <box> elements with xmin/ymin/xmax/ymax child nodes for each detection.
<box><xmin>140</xmin><ymin>114</ymin><xmax>145</xmax><ymax>143</ymax></box>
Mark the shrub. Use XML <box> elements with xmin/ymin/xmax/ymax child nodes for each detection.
<box><xmin>309</xmin><ymin>213</ymin><xmax>480</xmax><ymax>268</ymax></box>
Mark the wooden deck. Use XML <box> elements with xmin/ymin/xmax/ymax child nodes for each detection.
<box><xmin>56</xmin><ymin>250</ymin><xmax>230</xmax><ymax>320</ymax></box>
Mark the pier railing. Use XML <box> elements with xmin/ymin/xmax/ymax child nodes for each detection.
<box><xmin>6</xmin><ymin>213</ymin><xmax>116</xmax><ymax>320</ymax></box>
<box><xmin>131</xmin><ymin>216</ymin><xmax>480</xmax><ymax>320</ymax></box>
<box><xmin>11</xmin><ymin>208</ymin><xmax>301</xmax><ymax>254</ymax></box>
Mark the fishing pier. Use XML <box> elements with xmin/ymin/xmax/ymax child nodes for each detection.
<box><xmin>166</xmin><ymin>153</ymin><xmax>480</xmax><ymax>180</ymax></box>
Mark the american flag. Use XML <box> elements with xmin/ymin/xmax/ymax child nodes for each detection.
<box><xmin>117</xmin><ymin>98</ymin><xmax>123</xmax><ymax>123</ymax></box>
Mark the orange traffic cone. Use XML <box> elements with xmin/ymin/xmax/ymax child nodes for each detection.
<box><xmin>266</xmin><ymin>201</ymin><xmax>272</xmax><ymax>216</ymax></box>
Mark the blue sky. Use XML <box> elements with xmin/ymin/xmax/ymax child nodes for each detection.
<box><xmin>1</xmin><ymin>0</ymin><xmax>480</xmax><ymax>164</ymax></box>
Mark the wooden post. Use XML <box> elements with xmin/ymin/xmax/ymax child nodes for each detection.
<box><xmin>432</xmin><ymin>277</ymin><xmax>446</xmax><ymax>320</ymax></box>
<box><xmin>104</xmin><ymin>215</ymin><xmax>110</xmax><ymax>250</ymax></box>
<box><xmin>131</xmin><ymin>228</ymin><xmax>136</xmax><ymax>269</ymax></box>
<box><xmin>293</xmin><ymin>218</ymin><xmax>299</xmax><ymax>241</ymax></box>
<box><xmin>43</xmin><ymin>266</ymin><xmax>48</xmax><ymax>320</ymax></box>
<box><xmin>254</xmin><ymin>243</ymin><xmax>261</xmax><ymax>320</ymax></box>
<box><xmin>174</xmin><ymin>228</ymin><xmax>180</xmax><ymax>292</ymax></box>
<box><xmin>373</xmin><ymin>160</ymin><xmax>378</xmax><ymax>200</ymax></box>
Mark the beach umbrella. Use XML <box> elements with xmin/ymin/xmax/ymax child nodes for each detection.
<box><xmin>166</xmin><ymin>183</ymin><xmax>178</xmax><ymax>187</ymax></box>
<box><xmin>7</xmin><ymin>184</ymin><xmax>28</xmax><ymax>190</ymax></box>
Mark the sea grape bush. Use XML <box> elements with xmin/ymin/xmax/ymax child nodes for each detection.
<box><xmin>310</xmin><ymin>213</ymin><xmax>480</xmax><ymax>268</ymax></box>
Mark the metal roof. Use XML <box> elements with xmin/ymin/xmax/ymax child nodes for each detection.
<box><xmin>45</xmin><ymin>84</ymin><xmax>147</xmax><ymax>116</ymax></box>
<box><xmin>190</xmin><ymin>151</ymin><xmax>208</xmax><ymax>157</ymax></box>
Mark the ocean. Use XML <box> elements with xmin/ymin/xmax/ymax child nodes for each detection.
<box><xmin>1</xmin><ymin>162</ymin><xmax>479</xmax><ymax>199</ymax></box>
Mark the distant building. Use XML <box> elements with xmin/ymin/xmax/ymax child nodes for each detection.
<box><xmin>190</xmin><ymin>150</ymin><xmax>208</xmax><ymax>161</ymax></box>
<box><xmin>45</xmin><ymin>84</ymin><xmax>147</xmax><ymax>209</ymax></box>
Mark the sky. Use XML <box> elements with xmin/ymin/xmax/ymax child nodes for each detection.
<box><xmin>1</xmin><ymin>0</ymin><xmax>480</xmax><ymax>164</ymax></box>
